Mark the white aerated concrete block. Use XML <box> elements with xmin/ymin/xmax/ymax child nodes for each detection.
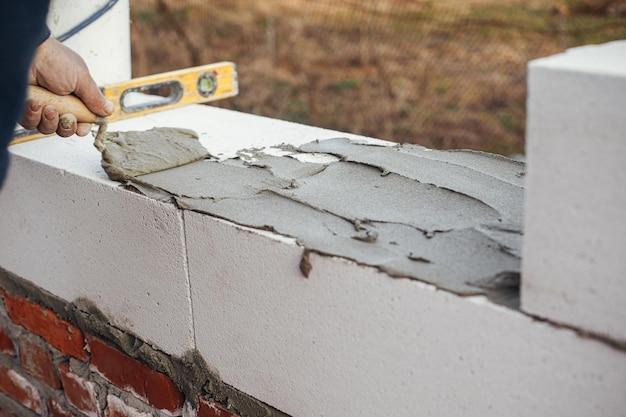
<box><xmin>0</xmin><ymin>106</ymin><xmax>372</xmax><ymax>357</ymax></box>
<box><xmin>522</xmin><ymin>41</ymin><xmax>626</xmax><ymax>342</ymax></box>
<box><xmin>186</xmin><ymin>211</ymin><xmax>626</xmax><ymax>417</ymax></box>
<box><xmin>0</xmin><ymin>144</ymin><xmax>194</xmax><ymax>356</ymax></box>
<box><xmin>5</xmin><ymin>104</ymin><xmax>625</xmax><ymax>416</ymax></box>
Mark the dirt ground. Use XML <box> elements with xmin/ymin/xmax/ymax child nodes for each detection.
<box><xmin>130</xmin><ymin>0</ymin><xmax>626</xmax><ymax>155</ymax></box>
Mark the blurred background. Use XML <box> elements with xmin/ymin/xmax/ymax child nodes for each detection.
<box><xmin>130</xmin><ymin>0</ymin><xmax>626</xmax><ymax>155</ymax></box>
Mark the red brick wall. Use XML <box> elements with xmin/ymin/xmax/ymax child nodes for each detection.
<box><xmin>0</xmin><ymin>289</ymin><xmax>240</xmax><ymax>417</ymax></box>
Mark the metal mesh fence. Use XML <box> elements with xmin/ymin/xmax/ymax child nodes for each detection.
<box><xmin>130</xmin><ymin>0</ymin><xmax>626</xmax><ymax>155</ymax></box>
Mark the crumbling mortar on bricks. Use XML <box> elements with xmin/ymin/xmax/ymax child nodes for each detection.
<box><xmin>0</xmin><ymin>297</ymin><xmax>99</xmax><ymax>416</ymax></box>
<box><xmin>0</xmin><ymin>281</ymin><xmax>184</xmax><ymax>416</ymax></box>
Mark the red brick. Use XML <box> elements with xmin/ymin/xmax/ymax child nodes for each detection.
<box><xmin>198</xmin><ymin>398</ymin><xmax>239</xmax><ymax>417</ymax></box>
<box><xmin>48</xmin><ymin>399</ymin><xmax>78</xmax><ymax>417</ymax></box>
<box><xmin>0</xmin><ymin>328</ymin><xmax>15</xmax><ymax>356</ymax></box>
<box><xmin>104</xmin><ymin>395</ymin><xmax>150</xmax><ymax>417</ymax></box>
<box><xmin>88</xmin><ymin>338</ymin><xmax>183</xmax><ymax>413</ymax></box>
<box><xmin>0</xmin><ymin>366</ymin><xmax>43</xmax><ymax>414</ymax></box>
<box><xmin>2</xmin><ymin>292</ymin><xmax>86</xmax><ymax>360</ymax></box>
<box><xmin>58</xmin><ymin>363</ymin><xmax>99</xmax><ymax>417</ymax></box>
<box><xmin>18</xmin><ymin>335</ymin><xmax>60</xmax><ymax>388</ymax></box>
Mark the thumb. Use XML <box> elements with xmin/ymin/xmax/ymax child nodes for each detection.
<box><xmin>74</xmin><ymin>72</ymin><xmax>114</xmax><ymax>117</ymax></box>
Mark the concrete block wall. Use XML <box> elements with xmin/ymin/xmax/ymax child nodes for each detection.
<box><xmin>185</xmin><ymin>210</ymin><xmax>626</xmax><ymax>417</ymax></box>
<box><xmin>0</xmin><ymin>153</ymin><xmax>195</xmax><ymax>357</ymax></box>
<box><xmin>522</xmin><ymin>41</ymin><xmax>626</xmax><ymax>343</ymax></box>
<box><xmin>2</xmin><ymin>45</ymin><xmax>626</xmax><ymax>414</ymax></box>
<box><xmin>1</xmin><ymin>227</ymin><xmax>625</xmax><ymax>417</ymax></box>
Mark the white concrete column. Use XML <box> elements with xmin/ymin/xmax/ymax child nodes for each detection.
<box><xmin>47</xmin><ymin>0</ymin><xmax>131</xmax><ymax>85</ymax></box>
<box><xmin>522</xmin><ymin>41</ymin><xmax>626</xmax><ymax>342</ymax></box>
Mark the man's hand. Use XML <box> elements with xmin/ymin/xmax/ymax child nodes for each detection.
<box><xmin>20</xmin><ymin>38</ymin><xmax>114</xmax><ymax>137</ymax></box>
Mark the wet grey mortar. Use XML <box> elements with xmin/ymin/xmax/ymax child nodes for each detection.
<box><xmin>97</xmin><ymin>127</ymin><xmax>209</xmax><ymax>182</ymax></box>
<box><xmin>120</xmin><ymin>131</ymin><xmax>524</xmax><ymax>307</ymax></box>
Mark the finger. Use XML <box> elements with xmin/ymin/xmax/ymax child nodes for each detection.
<box><xmin>74</xmin><ymin>71</ymin><xmax>114</xmax><ymax>117</ymax></box>
<box><xmin>57</xmin><ymin>113</ymin><xmax>77</xmax><ymax>138</ymax></box>
<box><xmin>20</xmin><ymin>100</ymin><xmax>43</xmax><ymax>129</ymax></box>
<box><xmin>76</xmin><ymin>123</ymin><xmax>92</xmax><ymax>137</ymax></box>
<box><xmin>38</xmin><ymin>105</ymin><xmax>59</xmax><ymax>135</ymax></box>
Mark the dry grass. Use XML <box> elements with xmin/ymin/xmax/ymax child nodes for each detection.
<box><xmin>130</xmin><ymin>0</ymin><xmax>626</xmax><ymax>154</ymax></box>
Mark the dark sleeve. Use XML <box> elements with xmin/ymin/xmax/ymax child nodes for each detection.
<box><xmin>0</xmin><ymin>1</ymin><xmax>51</xmax><ymax>189</ymax></box>
<box><xmin>38</xmin><ymin>24</ymin><xmax>52</xmax><ymax>46</ymax></box>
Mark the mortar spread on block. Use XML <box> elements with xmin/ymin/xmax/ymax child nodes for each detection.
<box><xmin>103</xmin><ymin>129</ymin><xmax>525</xmax><ymax>307</ymax></box>
<box><xmin>94</xmin><ymin>126</ymin><xmax>210</xmax><ymax>182</ymax></box>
